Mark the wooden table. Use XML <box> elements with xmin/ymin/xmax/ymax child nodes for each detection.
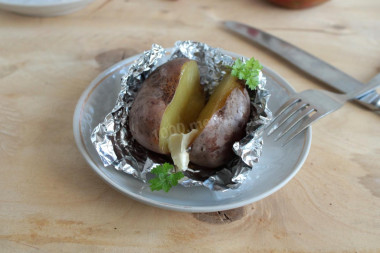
<box><xmin>1</xmin><ymin>0</ymin><xmax>379</xmax><ymax>252</ymax></box>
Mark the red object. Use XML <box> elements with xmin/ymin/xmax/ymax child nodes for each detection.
<box><xmin>268</xmin><ymin>0</ymin><xmax>330</xmax><ymax>9</ymax></box>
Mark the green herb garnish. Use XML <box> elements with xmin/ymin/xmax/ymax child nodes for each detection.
<box><xmin>149</xmin><ymin>163</ymin><xmax>184</xmax><ymax>192</ymax></box>
<box><xmin>231</xmin><ymin>57</ymin><xmax>263</xmax><ymax>91</ymax></box>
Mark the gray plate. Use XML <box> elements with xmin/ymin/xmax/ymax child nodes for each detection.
<box><xmin>0</xmin><ymin>0</ymin><xmax>94</xmax><ymax>17</ymax></box>
<box><xmin>73</xmin><ymin>49</ymin><xmax>312</xmax><ymax>213</ymax></box>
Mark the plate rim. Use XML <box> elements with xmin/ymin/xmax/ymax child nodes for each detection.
<box><xmin>0</xmin><ymin>0</ymin><xmax>91</xmax><ymax>7</ymax></box>
<box><xmin>73</xmin><ymin>48</ymin><xmax>312</xmax><ymax>212</ymax></box>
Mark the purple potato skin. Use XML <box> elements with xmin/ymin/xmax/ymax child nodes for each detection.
<box><xmin>189</xmin><ymin>87</ymin><xmax>251</xmax><ymax>169</ymax></box>
<box><xmin>129</xmin><ymin>58</ymin><xmax>190</xmax><ymax>154</ymax></box>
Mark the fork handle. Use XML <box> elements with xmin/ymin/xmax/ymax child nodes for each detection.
<box><xmin>347</xmin><ymin>79</ymin><xmax>380</xmax><ymax>100</ymax></box>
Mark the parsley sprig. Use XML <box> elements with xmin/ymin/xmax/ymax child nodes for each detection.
<box><xmin>149</xmin><ymin>163</ymin><xmax>184</xmax><ymax>192</ymax></box>
<box><xmin>231</xmin><ymin>57</ymin><xmax>263</xmax><ymax>91</ymax></box>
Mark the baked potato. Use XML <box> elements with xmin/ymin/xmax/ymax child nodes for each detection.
<box><xmin>189</xmin><ymin>73</ymin><xmax>251</xmax><ymax>168</ymax></box>
<box><xmin>129</xmin><ymin>58</ymin><xmax>205</xmax><ymax>154</ymax></box>
<box><xmin>130</xmin><ymin>58</ymin><xmax>251</xmax><ymax>169</ymax></box>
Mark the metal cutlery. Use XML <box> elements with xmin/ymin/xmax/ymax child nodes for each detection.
<box><xmin>267</xmin><ymin>77</ymin><xmax>380</xmax><ymax>145</ymax></box>
<box><xmin>223</xmin><ymin>20</ymin><xmax>380</xmax><ymax>115</ymax></box>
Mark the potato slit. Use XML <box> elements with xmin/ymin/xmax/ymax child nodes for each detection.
<box><xmin>158</xmin><ymin>61</ymin><xmax>205</xmax><ymax>153</ymax></box>
<box><xmin>191</xmin><ymin>73</ymin><xmax>244</xmax><ymax>141</ymax></box>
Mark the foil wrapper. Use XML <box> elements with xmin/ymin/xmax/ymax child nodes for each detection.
<box><xmin>91</xmin><ymin>41</ymin><xmax>271</xmax><ymax>191</ymax></box>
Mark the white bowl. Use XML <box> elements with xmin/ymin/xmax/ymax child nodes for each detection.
<box><xmin>0</xmin><ymin>0</ymin><xmax>94</xmax><ymax>16</ymax></box>
<box><xmin>73</xmin><ymin>49</ymin><xmax>312</xmax><ymax>212</ymax></box>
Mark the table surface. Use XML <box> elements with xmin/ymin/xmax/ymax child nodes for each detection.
<box><xmin>1</xmin><ymin>0</ymin><xmax>379</xmax><ymax>252</ymax></box>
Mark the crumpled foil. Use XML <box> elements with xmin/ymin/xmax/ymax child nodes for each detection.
<box><xmin>91</xmin><ymin>41</ymin><xmax>272</xmax><ymax>191</ymax></box>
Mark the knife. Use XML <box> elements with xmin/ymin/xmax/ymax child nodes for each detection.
<box><xmin>223</xmin><ymin>20</ymin><xmax>380</xmax><ymax>114</ymax></box>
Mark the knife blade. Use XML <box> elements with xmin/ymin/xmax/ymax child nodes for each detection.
<box><xmin>223</xmin><ymin>20</ymin><xmax>380</xmax><ymax>113</ymax></box>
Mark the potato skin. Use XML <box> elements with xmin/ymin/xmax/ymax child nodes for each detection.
<box><xmin>189</xmin><ymin>87</ymin><xmax>251</xmax><ymax>168</ymax></box>
<box><xmin>129</xmin><ymin>58</ymin><xmax>190</xmax><ymax>154</ymax></box>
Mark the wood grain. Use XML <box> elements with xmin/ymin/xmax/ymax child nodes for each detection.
<box><xmin>0</xmin><ymin>0</ymin><xmax>379</xmax><ymax>252</ymax></box>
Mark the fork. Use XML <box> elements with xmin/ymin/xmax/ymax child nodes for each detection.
<box><xmin>266</xmin><ymin>81</ymin><xmax>380</xmax><ymax>145</ymax></box>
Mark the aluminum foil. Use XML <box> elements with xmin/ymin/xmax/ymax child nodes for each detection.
<box><xmin>91</xmin><ymin>41</ymin><xmax>271</xmax><ymax>191</ymax></box>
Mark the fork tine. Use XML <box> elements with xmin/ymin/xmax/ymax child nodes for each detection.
<box><xmin>274</xmin><ymin>107</ymin><xmax>315</xmax><ymax>141</ymax></box>
<box><xmin>267</xmin><ymin>101</ymin><xmax>308</xmax><ymax>136</ymax></box>
<box><xmin>281</xmin><ymin>112</ymin><xmax>323</xmax><ymax>146</ymax></box>
<box><xmin>266</xmin><ymin>97</ymin><xmax>300</xmax><ymax>130</ymax></box>
<box><xmin>272</xmin><ymin>102</ymin><xmax>308</xmax><ymax>133</ymax></box>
